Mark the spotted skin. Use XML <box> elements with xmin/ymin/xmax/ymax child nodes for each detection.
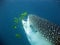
<box><xmin>28</xmin><ymin>15</ymin><xmax>60</xmax><ymax>45</ymax></box>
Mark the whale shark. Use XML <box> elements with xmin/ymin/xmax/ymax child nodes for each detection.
<box><xmin>22</xmin><ymin>14</ymin><xmax>60</xmax><ymax>45</ymax></box>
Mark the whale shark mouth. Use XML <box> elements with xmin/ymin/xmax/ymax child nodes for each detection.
<box><xmin>22</xmin><ymin>16</ymin><xmax>31</xmax><ymax>35</ymax></box>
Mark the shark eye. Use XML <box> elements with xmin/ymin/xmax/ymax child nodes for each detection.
<box><xmin>30</xmin><ymin>25</ymin><xmax>37</xmax><ymax>33</ymax></box>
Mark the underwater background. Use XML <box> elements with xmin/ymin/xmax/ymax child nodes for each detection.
<box><xmin>0</xmin><ymin>0</ymin><xmax>60</xmax><ymax>45</ymax></box>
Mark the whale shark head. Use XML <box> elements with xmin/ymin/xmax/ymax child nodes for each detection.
<box><xmin>22</xmin><ymin>14</ymin><xmax>60</xmax><ymax>45</ymax></box>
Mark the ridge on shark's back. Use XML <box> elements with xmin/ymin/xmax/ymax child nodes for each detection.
<box><xmin>22</xmin><ymin>14</ymin><xmax>60</xmax><ymax>45</ymax></box>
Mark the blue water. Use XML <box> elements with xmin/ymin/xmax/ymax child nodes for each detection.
<box><xmin>0</xmin><ymin>0</ymin><xmax>60</xmax><ymax>45</ymax></box>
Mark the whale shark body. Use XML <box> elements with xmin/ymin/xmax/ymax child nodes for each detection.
<box><xmin>22</xmin><ymin>14</ymin><xmax>60</xmax><ymax>45</ymax></box>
